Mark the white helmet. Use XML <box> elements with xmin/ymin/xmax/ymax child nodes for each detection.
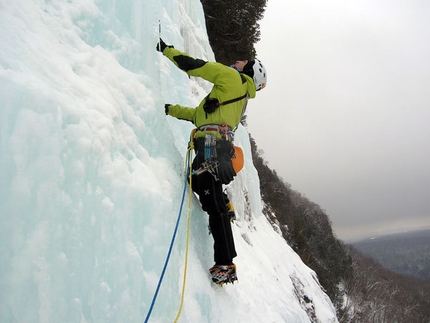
<box><xmin>243</xmin><ymin>59</ymin><xmax>267</xmax><ymax>91</ymax></box>
<box><xmin>252</xmin><ymin>59</ymin><xmax>267</xmax><ymax>91</ymax></box>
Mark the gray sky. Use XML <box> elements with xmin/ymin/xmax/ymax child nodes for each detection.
<box><xmin>247</xmin><ymin>0</ymin><xmax>430</xmax><ymax>241</ymax></box>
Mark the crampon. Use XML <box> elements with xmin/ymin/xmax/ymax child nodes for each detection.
<box><xmin>209</xmin><ymin>264</ymin><xmax>237</xmax><ymax>285</ymax></box>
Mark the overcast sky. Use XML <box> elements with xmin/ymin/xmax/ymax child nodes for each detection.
<box><xmin>246</xmin><ymin>0</ymin><xmax>430</xmax><ymax>241</ymax></box>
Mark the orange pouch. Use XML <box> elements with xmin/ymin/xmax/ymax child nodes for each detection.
<box><xmin>232</xmin><ymin>146</ymin><xmax>244</xmax><ymax>174</ymax></box>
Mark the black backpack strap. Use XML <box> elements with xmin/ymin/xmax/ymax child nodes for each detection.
<box><xmin>219</xmin><ymin>93</ymin><xmax>248</xmax><ymax>107</ymax></box>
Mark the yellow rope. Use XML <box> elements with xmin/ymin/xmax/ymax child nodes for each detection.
<box><xmin>173</xmin><ymin>146</ymin><xmax>194</xmax><ymax>323</ymax></box>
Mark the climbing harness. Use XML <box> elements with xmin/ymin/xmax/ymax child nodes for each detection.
<box><xmin>143</xmin><ymin>143</ymin><xmax>194</xmax><ymax>323</ymax></box>
<box><xmin>192</xmin><ymin>123</ymin><xmax>241</xmax><ymax>180</ymax></box>
<box><xmin>198</xmin><ymin>124</ymin><xmax>235</xmax><ymax>141</ymax></box>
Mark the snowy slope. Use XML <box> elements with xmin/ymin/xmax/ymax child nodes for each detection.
<box><xmin>0</xmin><ymin>0</ymin><xmax>337</xmax><ymax>322</ymax></box>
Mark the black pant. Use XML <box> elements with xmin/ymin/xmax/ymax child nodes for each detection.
<box><xmin>191</xmin><ymin>152</ymin><xmax>237</xmax><ymax>265</ymax></box>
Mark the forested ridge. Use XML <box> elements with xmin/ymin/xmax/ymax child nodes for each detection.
<box><xmin>249</xmin><ymin>136</ymin><xmax>352</xmax><ymax>313</ymax></box>
<box><xmin>250</xmin><ymin>137</ymin><xmax>430</xmax><ymax>322</ymax></box>
<box><xmin>200</xmin><ymin>1</ymin><xmax>430</xmax><ymax>321</ymax></box>
<box><xmin>353</xmin><ymin>230</ymin><xmax>430</xmax><ymax>281</ymax></box>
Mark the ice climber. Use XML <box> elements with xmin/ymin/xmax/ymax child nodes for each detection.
<box><xmin>156</xmin><ymin>39</ymin><xmax>267</xmax><ymax>285</ymax></box>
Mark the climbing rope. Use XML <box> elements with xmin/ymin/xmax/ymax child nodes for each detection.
<box><xmin>174</xmin><ymin>147</ymin><xmax>193</xmax><ymax>322</ymax></box>
<box><xmin>143</xmin><ymin>138</ymin><xmax>194</xmax><ymax>323</ymax></box>
<box><xmin>143</xmin><ymin>147</ymin><xmax>193</xmax><ymax>323</ymax></box>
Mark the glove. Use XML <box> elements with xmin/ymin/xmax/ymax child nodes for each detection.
<box><xmin>217</xmin><ymin>139</ymin><xmax>234</xmax><ymax>158</ymax></box>
<box><xmin>164</xmin><ymin>104</ymin><xmax>171</xmax><ymax>115</ymax></box>
<box><xmin>156</xmin><ymin>38</ymin><xmax>173</xmax><ymax>52</ymax></box>
<box><xmin>218</xmin><ymin>154</ymin><xmax>236</xmax><ymax>184</ymax></box>
<box><xmin>216</xmin><ymin>140</ymin><xmax>236</xmax><ymax>184</ymax></box>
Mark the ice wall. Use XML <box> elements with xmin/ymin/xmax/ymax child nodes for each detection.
<box><xmin>0</xmin><ymin>1</ymin><xmax>338</xmax><ymax>322</ymax></box>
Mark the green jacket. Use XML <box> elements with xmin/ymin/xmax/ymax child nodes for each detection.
<box><xmin>163</xmin><ymin>47</ymin><xmax>256</xmax><ymax>138</ymax></box>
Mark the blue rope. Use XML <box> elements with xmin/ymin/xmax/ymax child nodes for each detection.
<box><xmin>143</xmin><ymin>151</ymin><xmax>191</xmax><ymax>323</ymax></box>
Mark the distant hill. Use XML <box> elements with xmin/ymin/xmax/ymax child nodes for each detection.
<box><xmin>352</xmin><ymin>229</ymin><xmax>430</xmax><ymax>280</ymax></box>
